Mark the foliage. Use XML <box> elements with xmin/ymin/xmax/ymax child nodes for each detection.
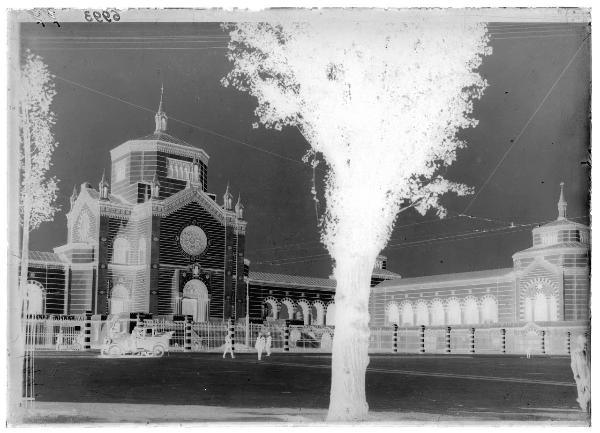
<box><xmin>19</xmin><ymin>50</ymin><xmax>59</xmax><ymax>231</ymax></box>
<box><xmin>223</xmin><ymin>20</ymin><xmax>490</xmax><ymax>260</ymax></box>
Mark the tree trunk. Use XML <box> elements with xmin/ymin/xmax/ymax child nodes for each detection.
<box><xmin>327</xmin><ymin>253</ymin><xmax>375</xmax><ymax>422</ymax></box>
<box><xmin>9</xmin><ymin>98</ymin><xmax>32</xmax><ymax>423</ymax></box>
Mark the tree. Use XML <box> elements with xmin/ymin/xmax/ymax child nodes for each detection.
<box><xmin>9</xmin><ymin>50</ymin><xmax>59</xmax><ymax>419</ymax></box>
<box><xmin>222</xmin><ymin>18</ymin><xmax>490</xmax><ymax>421</ymax></box>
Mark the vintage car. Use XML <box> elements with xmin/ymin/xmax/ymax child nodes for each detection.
<box><xmin>101</xmin><ymin>325</ymin><xmax>174</xmax><ymax>357</ymax></box>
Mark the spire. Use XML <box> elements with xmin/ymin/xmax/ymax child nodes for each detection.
<box><xmin>223</xmin><ymin>182</ymin><xmax>233</xmax><ymax>210</ymax></box>
<box><xmin>99</xmin><ymin>169</ymin><xmax>109</xmax><ymax>201</ymax></box>
<box><xmin>70</xmin><ymin>185</ymin><xmax>78</xmax><ymax>208</ymax></box>
<box><xmin>154</xmin><ymin>83</ymin><xmax>168</xmax><ymax>133</ymax></box>
<box><xmin>557</xmin><ymin>181</ymin><xmax>567</xmax><ymax>220</ymax></box>
<box><xmin>235</xmin><ymin>194</ymin><xmax>244</xmax><ymax>219</ymax></box>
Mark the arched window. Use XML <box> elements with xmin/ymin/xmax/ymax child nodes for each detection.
<box><xmin>415</xmin><ymin>301</ymin><xmax>429</xmax><ymax>326</ymax></box>
<box><xmin>25</xmin><ymin>281</ymin><xmax>45</xmax><ymax>315</ymax></box>
<box><xmin>326</xmin><ymin>303</ymin><xmax>336</xmax><ymax>326</ymax></box>
<box><xmin>463</xmin><ymin>297</ymin><xmax>479</xmax><ymax>325</ymax></box>
<box><xmin>264</xmin><ymin>298</ymin><xmax>278</xmax><ymax>320</ymax></box>
<box><xmin>534</xmin><ymin>292</ymin><xmax>548</xmax><ymax>322</ymax></box>
<box><xmin>430</xmin><ymin>300</ymin><xmax>445</xmax><ymax>326</ymax></box>
<box><xmin>481</xmin><ymin>296</ymin><xmax>499</xmax><ymax>324</ymax></box>
<box><xmin>524</xmin><ymin>297</ymin><xmax>533</xmax><ymax>322</ymax></box>
<box><xmin>401</xmin><ymin>302</ymin><xmax>414</xmax><ymax>326</ymax></box>
<box><xmin>297</xmin><ymin>301</ymin><xmax>310</xmax><ymax>325</ymax></box>
<box><xmin>112</xmin><ymin>237</ymin><xmax>130</xmax><ymax>264</ymax></box>
<box><xmin>447</xmin><ymin>299</ymin><xmax>462</xmax><ymax>325</ymax></box>
<box><xmin>385</xmin><ymin>303</ymin><xmax>400</xmax><ymax>326</ymax></box>
<box><xmin>279</xmin><ymin>299</ymin><xmax>295</xmax><ymax>320</ymax></box>
<box><xmin>549</xmin><ymin>294</ymin><xmax>558</xmax><ymax>321</ymax></box>
<box><xmin>138</xmin><ymin>238</ymin><xmax>146</xmax><ymax>264</ymax></box>
<box><xmin>312</xmin><ymin>302</ymin><xmax>325</xmax><ymax>326</ymax></box>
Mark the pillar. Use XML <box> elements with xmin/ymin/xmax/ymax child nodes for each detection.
<box><xmin>184</xmin><ymin>316</ymin><xmax>192</xmax><ymax>352</ymax></box>
<box><xmin>445</xmin><ymin>326</ymin><xmax>451</xmax><ymax>353</ymax></box>
<box><xmin>501</xmin><ymin>328</ymin><xmax>506</xmax><ymax>354</ymax></box>
<box><xmin>83</xmin><ymin>310</ymin><xmax>92</xmax><ymax>350</ymax></box>
<box><xmin>393</xmin><ymin>324</ymin><xmax>398</xmax><ymax>353</ymax></box>
<box><xmin>419</xmin><ymin>325</ymin><xmax>425</xmax><ymax>354</ymax></box>
<box><xmin>284</xmin><ymin>322</ymin><xmax>290</xmax><ymax>352</ymax></box>
<box><xmin>567</xmin><ymin>331</ymin><xmax>571</xmax><ymax>355</ymax></box>
<box><xmin>541</xmin><ymin>330</ymin><xmax>546</xmax><ymax>355</ymax></box>
<box><xmin>229</xmin><ymin>319</ymin><xmax>235</xmax><ymax>354</ymax></box>
<box><xmin>469</xmin><ymin>327</ymin><xmax>475</xmax><ymax>354</ymax></box>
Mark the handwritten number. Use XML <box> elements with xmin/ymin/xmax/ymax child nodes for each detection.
<box><xmin>84</xmin><ymin>9</ymin><xmax>120</xmax><ymax>23</ymax></box>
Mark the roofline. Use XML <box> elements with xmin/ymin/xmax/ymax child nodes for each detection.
<box><xmin>374</xmin><ymin>268</ymin><xmax>515</xmax><ymax>291</ymax></box>
<box><xmin>110</xmin><ymin>139</ymin><xmax>209</xmax><ymax>164</ymax></box>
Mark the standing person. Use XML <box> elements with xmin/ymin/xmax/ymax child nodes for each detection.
<box><xmin>223</xmin><ymin>331</ymin><xmax>235</xmax><ymax>359</ymax></box>
<box><xmin>255</xmin><ymin>332</ymin><xmax>265</xmax><ymax>360</ymax></box>
<box><xmin>571</xmin><ymin>335</ymin><xmax>591</xmax><ymax>413</ymax></box>
<box><xmin>265</xmin><ymin>332</ymin><xmax>272</xmax><ymax>357</ymax></box>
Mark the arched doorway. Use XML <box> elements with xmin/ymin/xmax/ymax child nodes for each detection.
<box><xmin>297</xmin><ymin>301</ymin><xmax>310</xmax><ymax>325</ymax></box>
<box><xmin>401</xmin><ymin>302</ymin><xmax>414</xmax><ymax>326</ymax></box>
<box><xmin>312</xmin><ymin>302</ymin><xmax>325</xmax><ymax>325</ymax></box>
<box><xmin>25</xmin><ymin>281</ymin><xmax>45</xmax><ymax>315</ymax></box>
<box><xmin>447</xmin><ymin>298</ymin><xmax>461</xmax><ymax>325</ymax></box>
<box><xmin>110</xmin><ymin>284</ymin><xmax>130</xmax><ymax>314</ymax></box>
<box><xmin>182</xmin><ymin>279</ymin><xmax>209</xmax><ymax>322</ymax></box>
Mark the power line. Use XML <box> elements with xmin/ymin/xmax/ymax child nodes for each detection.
<box><xmin>254</xmin><ymin>215</ymin><xmax>589</xmax><ymax>266</ymax></box>
<box><xmin>462</xmin><ymin>33</ymin><xmax>590</xmax><ymax>214</ymax></box>
<box><xmin>53</xmin><ymin>74</ymin><xmax>309</xmax><ymax>169</ymax></box>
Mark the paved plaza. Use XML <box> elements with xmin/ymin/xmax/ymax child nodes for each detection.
<box><xmin>22</xmin><ymin>352</ymin><xmax>588</xmax><ymax>424</ymax></box>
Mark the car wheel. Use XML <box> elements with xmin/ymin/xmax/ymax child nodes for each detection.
<box><xmin>153</xmin><ymin>345</ymin><xmax>165</xmax><ymax>357</ymax></box>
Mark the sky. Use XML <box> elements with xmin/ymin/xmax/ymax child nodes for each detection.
<box><xmin>16</xmin><ymin>19</ymin><xmax>591</xmax><ymax>279</ymax></box>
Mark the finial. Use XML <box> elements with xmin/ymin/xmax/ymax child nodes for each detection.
<box><xmin>223</xmin><ymin>182</ymin><xmax>233</xmax><ymax>210</ymax></box>
<box><xmin>70</xmin><ymin>185</ymin><xmax>78</xmax><ymax>207</ymax></box>
<box><xmin>158</xmin><ymin>82</ymin><xmax>164</xmax><ymax>113</ymax></box>
<box><xmin>235</xmin><ymin>193</ymin><xmax>244</xmax><ymax>219</ymax></box>
<box><xmin>557</xmin><ymin>181</ymin><xmax>567</xmax><ymax>220</ymax></box>
<box><xmin>154</xmin><ymin>83</ymin><xmax>168</xmax><ymax>133</ymax></box>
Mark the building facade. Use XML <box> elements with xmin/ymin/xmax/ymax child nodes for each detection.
<box><xmin>369</xmin><ymin>184</ymin><xmax>590</xmax><ymax>327</ymax></box>
<box><xmin>23</xmin><ymin>96</ymin><xmax>589</xmax><ymax>328</ymax></box>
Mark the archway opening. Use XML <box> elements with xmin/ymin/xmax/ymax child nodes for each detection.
<box><xmin>182</xmin><ymin>279</ymin><xmax>209</xmax><ymax>322</ymax></box>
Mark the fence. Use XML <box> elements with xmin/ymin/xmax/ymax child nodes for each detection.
<box><xmin>23</xmin><ymin>317</ymin><xmax>588</xmax><ymax>356</ymax></box>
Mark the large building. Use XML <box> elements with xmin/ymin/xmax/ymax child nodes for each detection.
<box><xmin>369</xmin><ymin>184</ymin><xmax>590</xmax><ymax>327</ymax></box>
<box><xmin>24</xmin><ymin>95</ymin><xmax>590</xmax><ymax>328</ymax></box>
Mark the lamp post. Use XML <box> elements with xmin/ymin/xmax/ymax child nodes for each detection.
<box><xmin>244</xmin><ymin>276</ymin><xmax>250</xmax><ymax>346</ymax></box>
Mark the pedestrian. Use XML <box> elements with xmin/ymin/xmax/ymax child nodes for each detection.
<box><xmin>223</xmin><ymin>331</ymin><xmax>235</xmax><ymax>359</ymax></box>
<box><xmin>255</xmin><ymin>332</ymin><xmax>265</xmax><ymax>360</ymax></box>
<box><xmin>570</xmin><ymin>335</ymin><xmax>591</xmax><ymax>413</ymax></box>
<box><xmin>265</xmin><ymin>332</ymin><xmax>272</xmax><ymax>356</ymax></box>
<box><xmin>55</xmin><ymin>329</ymin><xmax>64</xmax><ymax>351</ymax></box>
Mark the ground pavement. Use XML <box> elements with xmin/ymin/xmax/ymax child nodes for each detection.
<box><xmin>18</xmin><ymin>352</ymin><xmax>589</xmax><ymax>425</ymax></box>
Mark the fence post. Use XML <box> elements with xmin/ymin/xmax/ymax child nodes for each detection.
<box><xmin>445</xmin><ymin>326</ymin><xmax>451</xmax><ymax>353</ymax></box>
<box><xmin>393</xmin><ymin>324</ymin><xmax>398</xmax><ymax>353</ymax></box>
<box><xmin>229</xmin><ymin>319</ymin><xmax>235</xmax><ymax>354</ymax></box>
<box><xmin>184</xmin><ymin>316</ymin><xmax>192</xmax><ymax>352</ymax></box>
<box><xmin>501</xmin><ymin>328</ymin><xmax>506</xmax><ymax>354</ymax></box>
<box><xmin>567</xmin><ymin>331</ymin><xmax>571</xmax><ymax>355</ymax></box>
<box><xmin>83</xmin><ymin>311</ymin><xmax>92</xmax><ymax>350</ymax></box>
<box><xmin>541</xmin><ymin>330</ymin><xmax>546</xmax><ymax>355</ymax></box>
<box><xmin>284</xmin><ymin>322</ymin><xmax>290</xmax><ymax>352</ymax></box>
<box><xmin>419</xmin><ymin>325</ymin><xmax>425</xmax><ymax>354</ymax></box>
<box><xmin>469</xmin><ymin>328</ymin><xmax>475</xmax><ymax>354</ymax></box>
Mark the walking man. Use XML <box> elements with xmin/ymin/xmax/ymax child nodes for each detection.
<box><xmin>571</xmin><ymin>335</ymin><xmax>591</xmax><ymax>412</ymax></box>
<box><xmin>223</xmin><ymin>331</ymin><xmax>235</xmax><ymax>359</ymax></box>
<box><xmin>255</xmin><ymin>332</ymin><xmax>265</xmax><ymax>360</ymax></box>
<box><xmin>265</xmin><ymin>332</ymin><xmax>272</xmax><ymax>356</ymax></box>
